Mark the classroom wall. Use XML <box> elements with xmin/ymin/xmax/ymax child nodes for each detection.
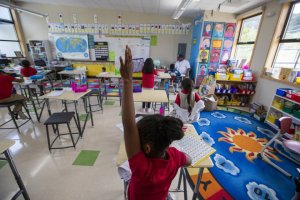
<box><xmin>250</xmin><ymin>0</ymin><xmax>298</xmax><ymax>107</ymax></box>
<box><xmin>16</xmin><ymin>2</ymin><xmax>193</xmax><ymax>66</ymax></box>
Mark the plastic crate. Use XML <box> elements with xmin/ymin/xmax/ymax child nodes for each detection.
<box><xmin>283</xmin><ymin>107</ymin><xmax>293</xmax><ymax>114</ymax></box>
<box><xmin>215</xmin><ymin>74</ymin><xmax>229</xmax><ymax>80</ymax></box>
<box><xmin>267</xmin><ymin>115</ymin><xmax>276</xmax><ymax>124</ymax></box>
<box><xmin>293</xmin><ymin>110</ymin><xmax>300</xmax><ymax>119</ymax></box>
<box><xmin>272</xmin><ymin>100</ymin><xmax>284</xmax><ymax>110</ymax></box>
<box><xmin>276</xmin><ymin>88</ymin><xmax>292</xmax><ymax>97</ymax></box>
<box><xmin>229</xmin><ymin>74</ymin><xmax>242</xmax><ymax>81</ymax></box>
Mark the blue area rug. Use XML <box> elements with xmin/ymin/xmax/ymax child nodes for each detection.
<box><xmin>188</xmin><ymin>110</ymin><xmax>299</xmax><ymax>200</ymax></box>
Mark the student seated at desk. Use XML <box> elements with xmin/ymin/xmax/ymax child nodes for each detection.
<box><xmin>20</xmin><ymin>60</ymin><xmax>44</xmax><ymax>95</ymax></box>
<box><xmin>141</xmin><ymin>58</ymin><xmax>158</xmax><ymax>113</ymax></box>
<box><xmin>167</xmin><ymin>64</ymin><xmax>181</xmax><ymax>92</ymax></box>
<box><xmin>20</xmin><ymin>60</ymin><xmax>37</xmax><ymax>77</ymax></box>
<box><xmin>120</xmin><ymin>46</ymin><xmax>191</xmax><ymax>200</ymax></box>
<box><xmin>0</xmin><ymin>70</ymin><xmax>28</xmax><ymax>119</ymax></box>
<box><xmin>171</xmin><ymin>78</ymin><xmax>204</xmax><ymax>123</ymax></box>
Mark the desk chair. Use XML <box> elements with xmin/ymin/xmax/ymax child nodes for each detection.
<box><xmin>258</xmin><ymin>117</ymin><xmax>300</xmax><ymax>178</ymax></box>
<box><xmin>86</xmin><ymin>79</ymin><xmax>103</xmax><ymax>113</ymax></box>
<box><xmin>0</xmin><ymin>100</ymin><xmax>32</xmax><ymax>134</ymax></box>
<box><xmin>169</xmin><ymin>74</ymin><xmax>177</xmax><ymax>94</ymax></box>
<box><xmin>44</xmin><ymin>112</ymin><xmax>80</xmax><ymax>152</ymax></box>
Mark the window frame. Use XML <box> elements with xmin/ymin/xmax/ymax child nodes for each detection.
<box><xmin>271</xmin><ymin>1</ymin><xmax>300</xmax><ymax>70</ymax></box>
<box><xmin>233</xmin><ymin>13</ymin><xmax>263</xmax><ymax>64</ymax></box>
<box><xmin>0</xmin><ymin>6</ymin><xmax>22</xmax><ymax>58</ymax></box>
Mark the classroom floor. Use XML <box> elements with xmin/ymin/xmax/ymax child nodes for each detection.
<box><xmin>0</xmin><ymin>94</ymin><xmax>194</xmax><ymax>200</ymax></box>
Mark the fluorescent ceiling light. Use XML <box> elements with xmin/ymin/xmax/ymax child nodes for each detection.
<box><xmin>172</xmin><ymin>0</ymin><xmax>193</xmax><ymax>19</ymax></box>
<box><xmin>0</xmin><ymin>1</ymin><xmax>48</xmax><ymax>18</ymax></box>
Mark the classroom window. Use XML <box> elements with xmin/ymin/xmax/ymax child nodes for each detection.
<box><xmin>234</xmin><ymin>14</ymin><xmax>262</xmax><ymax>65</ymax></box>
<box><xmin>0</xmin><ymin>6</ymin><xmax>22</xmax><ymax>57</ymax></box>
<box><xmin>272</xmin><ymin>2</ymin><xmax>300</xmax><ymax>75</ymax></box>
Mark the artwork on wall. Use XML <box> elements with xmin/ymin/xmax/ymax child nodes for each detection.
<box><xmin>223</xmin><ymin>38</ymin><xmax>234</xmax><ymax>49</ymax></box>
<box><xmin>199</xmin><ymin>50</ymin><xmax>209</xmax><ymax>63</ymax></box>
<box><xmin>210</xmin><ymin>49</ymin><xmax>221</xmax><ymax>63</ymax></box>
<box><xmin>202</xmin><ymin>21</ymin><xmax>213</xmax><ymax>37</ymax></box>
<box><xmin>224</xmin><ymin>23</ymin><xmax>236</xmax><ymax>38</ymax></box>
<box><xmin>209</xmin><ymin>63</ymin><xmax>219</xmax><ymax>72</ymax></box>
<box><xmin>212</xmin><ymin>23</ymin><xmax>225</xmax><ymax>38</ymax></box>
<box><xmin>200</xmin><ymin>37</ymin><xmax>211</xmax><ymax>50</ymax></box>
<box><xmin>220</xmin><ymin>49</ymin><xmax>231</xmax><ymax>64</ymax></box>
<box><xmin>212</xmin><ymin>39</ymin><xmax>223</xmax><ymax>49</ymax></box>
<box><xmin>198</xmin><ymin>64</ymin><xmax>208</xmax><ymax>76</ymax></box>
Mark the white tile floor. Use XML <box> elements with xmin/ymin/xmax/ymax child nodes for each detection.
<box><xmin>0</xmin><ymin>95</ymin><xmax>194</xmax><ymax>200</ymax></box>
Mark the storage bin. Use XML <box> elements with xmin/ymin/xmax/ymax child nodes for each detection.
<box><xmin>276</xmin><ymin>88</ymin><xmax>292</xmax><ymax>97</ymax></box>
<box><xmin>215</xmin><ymin>74</ymin><xmax>229</xmax><ymax>80</ymax></box>
<box><xmin>272</xmin><ymin>100</ymin><xmax>284</xmax><ymax>110</ymax></box>
<box><xmin>229</xmin><ymin>74</ymin><xmax>243</xmax><ymax>81</ymax></box>
<box><xmin>267</xmin><ymin>115</ymin><xmax>276</xmax><ymax>124</ymax></box>
<box><xmin>286</xmin><ymin>93</ymin><xmax>300</xmax><ymax>103</ymax></box>
<box><xmin>283</xmin><ymin>107</ymin><xmax>293</xmax><ymax>114</ymax></box>
<box><xmin>293</xmin><ymin>110</ymin><xmax>300</xmax><ymax>119</ymax></box>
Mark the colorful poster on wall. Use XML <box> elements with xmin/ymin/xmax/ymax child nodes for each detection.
<box><xmin>199</xmin><ymin>50</ymin><xmax>209</xmax><ymax>63</ymax></box>
<box><xmin>220</xmin><ymin>49</ymin><xmax>231</xmax><ymax>64</ymax></box>
<box><xmin>212</xmin><ymin>23</ymin><xmax>225</xmax><ymax>38</ymax></box>
<box><xmin>212</xmin><ymin>39</ymin><xmax>223</xmax><ymax>49</ymax></box>
<box><xmin>210</xmin><ymin>49</ymin><xmax>221</xmax><ymax>63</ymax></box>
<box><xmin>223</xmin><ymin>38</ymin><xmax>234</xmax><ymax>49</ymax></box>
<box><xmin>209</xmin><ymin>63</ymin><xmax>219</xmax><ymax>72</ymax></box>
<box><xmin>200</xmin><ymin>37</ymin><xmax>211</xmax><ymax>50</ymax></box>
<box><xmin>202</xmin><ymin>21</ymin><xmax>213</xmax><ymax>37</ymax></box>
<box><xmin>224</xmin><ymin>23</ymin><xmax>236</xmax><ymax>38</ymax></box>
<box><xmin>198</xmin><ymin>64</ymin><xmax>208</xmax><ymax>76</ymax></box>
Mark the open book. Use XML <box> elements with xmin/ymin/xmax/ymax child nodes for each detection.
<box><xmin>172</xmin><ymin>133</ymin><xmax>216</xmax><ymax>166</ymax></box>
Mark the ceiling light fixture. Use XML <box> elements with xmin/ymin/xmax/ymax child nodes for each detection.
<box><xmin>172</xmin><ymin>0</ymin><xmax>193</xmax><ymax>20</ymax></box>
<box><xmin>0</xmin><ymin>1</ymin><xmax>48</xmax><ymax>18</ymax></box>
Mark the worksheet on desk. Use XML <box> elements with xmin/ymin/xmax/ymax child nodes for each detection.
<box><xmin>47</xmin><ymin>90</ymin><xmax>65</xmax><ymax>97</ymax></box>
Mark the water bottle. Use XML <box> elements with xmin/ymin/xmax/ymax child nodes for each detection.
<box><xmin>165</xmin><ymin>81</ymin><xmax>169</xmax><ymax>91</ymax></box>
<box><xmin>81</xmin><ymin>74</ymin><xmax>86</xmax><ymax>85</ymax></box>
<box><xmin>159</xmin><ymin>105</ymin><xmax>165</xmax><ymax>116</ymax></box>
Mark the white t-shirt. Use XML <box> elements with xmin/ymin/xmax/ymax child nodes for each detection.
<box><xmin>175</xmin><ymin>59</ymin><xmax>190</xmax><ymax>75</ymax></box>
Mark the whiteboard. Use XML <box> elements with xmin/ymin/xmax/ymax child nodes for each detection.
<box><xmin>94</xmin><ymin>35</ymin><xmax>150</xmax><ymax>69</ymax></box>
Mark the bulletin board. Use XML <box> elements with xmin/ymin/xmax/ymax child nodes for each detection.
<box><xmin>195</xmin><ymin>21</ymin><xmax>236</xmax><ymax>87</ymax></box>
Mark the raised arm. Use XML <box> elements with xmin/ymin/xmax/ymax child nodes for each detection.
<box><xmin>120</xmin><ymin>46</ymin><xmax>141</xmax><ymax>159</ymax></box>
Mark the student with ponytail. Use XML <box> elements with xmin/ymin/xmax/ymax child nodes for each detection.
<box><xmin>119</xmin><ymin>46</ymin><xmax>191</xmax><ymax>200</ymax></box>
<box><xmin>171</xmin><ymin>78</ymin><xmax>204</xmax><ymax>123</ymax></box>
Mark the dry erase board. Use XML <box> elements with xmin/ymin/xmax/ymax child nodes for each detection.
<box><xmin>94</xmin><ymin>35</ymin><xmax>150</xmax><ymax>68</ymax></box>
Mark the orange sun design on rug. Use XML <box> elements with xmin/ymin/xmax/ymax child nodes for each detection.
<box><xmin>218</xmin><ymin>128</ymin><xmax>280</xmax><ymax>162</ymax></box>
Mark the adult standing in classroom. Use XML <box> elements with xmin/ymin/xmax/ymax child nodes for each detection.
<box><xmin>175</xmin><ymin>54</ymin><xmax>190</xmax><ymax>78</ymax></box>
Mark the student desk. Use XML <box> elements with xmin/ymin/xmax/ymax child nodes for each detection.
<box><xmin>96</xmin><ymin>73</ymin><xmax>122</xmax><ymax>105</ymax></box>
<box><xmin>133</xmin><ymin>89</ymin><xmax>168</xmax><ymax>103</ymax></box>
<box><xmin>13</xmin><ymin>78</ymin><xmax>47</xmax><ymax>122</ymax></box>
<box><xmin>116</xmin><ymin>124</ymin><xmax>213</xmax><ymax>200</ymax></box>
<box><xmin>40</xmin><ymin>89</ymin><xmax>92</xmax><ymax>137</ymax></box>
<box><xmin>0</xmin><ymin>139</ymin><xmax>30</xmax><ymax>200</ymax></box>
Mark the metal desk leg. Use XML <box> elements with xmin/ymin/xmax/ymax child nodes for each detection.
<box><xmin>74</xmin><ymin>101</ymin><xmax>82</xmax><ymax>137</ymax></box>
<box><xmin>26</xmin><ymin>85</ymin><xmax>39</xmax><ymax>122</ymax></box>
<box><xmin>192</xmin><ymin>167</ymin><xmax>204</xmax><ymax>200</ymax></box>
<box><xmin>4</xmin><ymin>150</ymin><xmax>30</xmax><ymax>200</ymax></box>
<box><xmin>88</xmin><ymin>95</ymin><xmax>94</xmax><ymax>126</ymax></box>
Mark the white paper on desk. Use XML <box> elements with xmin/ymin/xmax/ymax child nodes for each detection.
<box><xmin>117</xmin><ymin>160</ymin><xmax>131</xmax><ymax>181</ymax></box>
<box><xmin>47</xmin><ymin>90</ymin><xmax>64</xmax><ymax>97</ymax></box>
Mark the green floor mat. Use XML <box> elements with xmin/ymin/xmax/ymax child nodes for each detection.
<box><xmin>0</xmin><ymin>160</ymin><xmax>7</xmax><ymax>169</ymax></box>
<box><xmin>79</xmin><ymin>114</ymin><xmax>90</xmax><ymax>121</ymax></box>
<box><xmin>72</xmin><ymin>150</ymin><xmax>100</xmax><ymax>166</ymax></box>
<box><xmin>104</xmin><ymin>100</ymin><xmax>115</xmax><ymax>106</ymax></box>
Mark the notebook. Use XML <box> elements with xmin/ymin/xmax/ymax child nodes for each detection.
<box><xmin>172</xmin><ymin>132</ymin><xmax>216</xmax><ymax>167</ymax></box>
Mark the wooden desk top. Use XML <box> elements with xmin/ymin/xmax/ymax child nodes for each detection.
<box><xmin>58</xmin><ymin>69</ymin><xmax>86</xmax><ymax>75</ymax></box>
<box><xmin>0</xmin><ymin>139</ymin><xmax>15</xmax><ymax>154</ymax></box>
<box><xmin>116</xmin><ymin>124</ymin><xmax>213</xmax><ymax>168</ymax></box>
<box><xmin>157</xmin><ymin>72</ymin><xmax>171</xmax><ymax>79</ymax></box>
<box><xmin>96</xmin><ymin>72</ymin><xmax>121</xmax><ymax>78</ymax></box>
<box><xmin>40</xmin><ymin>89</ymin><xmax>91</xmax><ymax>101</ymax></box>
<box><xmin>133</xmin><ymin>89</ymin><xmax>168</xmax><ymax>103</ymax></box>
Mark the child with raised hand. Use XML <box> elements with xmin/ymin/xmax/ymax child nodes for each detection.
<box><xmin>120</xmin><ymin>46</ymin><xmax>191</xmax><ymax>200</ymax></box>
<box><xmin>171</xmin><ymin>78</ymin><xmax>204</xmax><ymax>123</ymax></box>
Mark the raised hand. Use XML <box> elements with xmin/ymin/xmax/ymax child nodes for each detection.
<box><xmin>119</xmin><ymin>45</ymin><xmax>133</xmax><ymax>81</ymax></box>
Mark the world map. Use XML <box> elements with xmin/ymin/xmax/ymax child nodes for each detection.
<box><xmin>55</xmin><ymin>36</ymin><xmax>88</xmax><ymax>53</ymax></box>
